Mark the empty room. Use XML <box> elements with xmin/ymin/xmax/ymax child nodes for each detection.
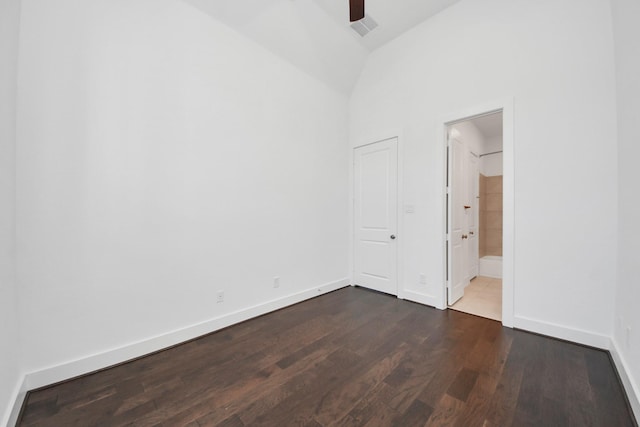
<box><xmin>1</xmin><ymin>0</ymin><xmax>639</xmax><ymax>426</ymax></box>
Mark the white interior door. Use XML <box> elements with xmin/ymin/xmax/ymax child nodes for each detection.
<box><xmin>353</xmin><ymin>138</ymin><xmax>398</xmax><ymax>295</ymax></box>
<box><xmin>468</xmin><ymin>151</ymin><xmax>479</xmax><ymax>279</ymax></box>
<box><xmin>448</xmin><ymin>136</ymin><xmax>469</xmax><ymax>305</ymax></box>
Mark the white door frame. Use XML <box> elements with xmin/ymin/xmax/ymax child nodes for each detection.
<box><xmin>467</xmin><ymin>150</ymin><xmax>480</xmax><ymax>280</ymax></box>
<box><xmin>438</xmin><ymin>98</ymin><xmax>514</xmax><ymax>327</ymax></box>
<box><xmin>350</xmin><ymin>133</ymin><xmax>404</xmax><ymax>299</ymax></box>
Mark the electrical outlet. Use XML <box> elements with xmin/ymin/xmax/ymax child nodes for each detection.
<box><xmin>216</xmin><ymin>291</ymin><xmax>224</xmax><ymax>303</ymax></box>
<box><xmin>419</xmin><ymin>274</ymin><xmax>427</xmax><ymax>285</ymax></box>
<box><xmin>626</xmin><ymin>326</ymin><xmax>632</xmax><ymax>348</ymax></box>
<box><xmin>273</xmin><ymin>276</ymin><xmax>280</xmax><ymax>288</ymax></box>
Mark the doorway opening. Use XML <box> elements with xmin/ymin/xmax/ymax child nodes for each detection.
<box><xmin>446</xmin><ymin>111</ymin><xmax>503</xmax><ymax>321</ymax></box>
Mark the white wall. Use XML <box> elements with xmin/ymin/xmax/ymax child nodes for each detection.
<box><xmin>452</xmin><ymin>124</ymin><xmax>503</xmax><ymax>177</ymax></box>
<box><xmin>611</xmin><ymin>0</ymin><xmax>640</xmax><ymax>417</ymax></box>
<box><xmin>182</xmin><ymin>0</ymin><xmax>369</xmax><ymax>95</ymax></box>
<box><xmin>16</xmin><ymin>0</ymin><xmax>349</xmax><ymax>380</ymax></box>
<box><xmin>449</xmin><ymin>121</ymin><xmax>483</xmax><ymax>155</ymax></box>
<box><xmin>350</xmin><ymin>0</ymin><xmax>618</xmax><ymax>340</ymax></box>
<box><xmin>481</xmin><ymin>153</ymin><xmax>502</xmax><ymax>177</ymax></box>
<box><xmin>481</xmin><ymin>135</ymin><xmax>503</xmax><ymax>177</ymax></box>
<box><xmin>7</xmin><ymin>0</ymin><xmax>637</xmax><ymax>422</ymax></box>
<box><xmin>483</xmin><ymin>135</ymin><xmax>503</xmax><ymax>155</ymax></box>
<box><xmin>0</xmin><ymin>0</ymin><xmax>22</xmax><ymax>424</ymax></box>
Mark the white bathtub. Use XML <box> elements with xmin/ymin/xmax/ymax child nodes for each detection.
<box><xmin>479</xmin><ymin>255</ymin><xmax>502</xmax><ymax>279</ymax></box>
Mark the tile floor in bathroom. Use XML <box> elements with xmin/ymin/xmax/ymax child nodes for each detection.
<box><xmin>449</xmin><ymin>276</ymin><xmax>502</xmax><ymax>321</ymax></box>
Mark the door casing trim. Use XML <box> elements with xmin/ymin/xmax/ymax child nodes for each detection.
<box><xmin>350</xmin><ymin>132</ymin><xmax>404</xmax><ymax>298</ymax></box>
<box><xmin>438</xmin><ymin>98</ymin><xmax>515</xmax><ymax>327</ymax></box>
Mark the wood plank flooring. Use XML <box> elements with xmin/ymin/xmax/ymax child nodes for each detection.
<box><xmin>18</xmin><ymin>287</ymin><xmax>637</xmax><ymax>427</ymax></box>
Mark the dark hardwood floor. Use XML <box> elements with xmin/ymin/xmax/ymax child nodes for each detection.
<box><xmin>18</xmin><ymin>287</ymin><xmax>637</xmax><ymax>427</ymax></box>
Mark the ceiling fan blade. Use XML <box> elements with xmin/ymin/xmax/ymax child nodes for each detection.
<box><xmin>349</xmin><ymin>0</ymin><xmax>365</xmax><ymax>22</ymax></box>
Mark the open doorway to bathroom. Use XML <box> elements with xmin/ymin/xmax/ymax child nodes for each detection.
<box><xmin>446</xmin><ymin>111</ymin><xmax>503</xmax><ymax>321</ymax></box>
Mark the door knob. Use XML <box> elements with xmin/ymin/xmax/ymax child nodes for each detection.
<box><xmin>390</xmin><ymin>235</ymin><xmax>396</xmax><ymax>240</ymax></box>
<box><xmin>462</xmin><ymin>234</ymin><xmax>468</xmax><ymax>239</ymax></box>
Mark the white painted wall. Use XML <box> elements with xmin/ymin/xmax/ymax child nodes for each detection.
<box><xmin>481</xmin><ymin>135</ymin><xmax>503</xmax><ymax>177</ymax></box>
<box><xmin>612</xmin><ymin>0</ymin><xmax>640</xmax><ymax>417</ymax></box>
<box><xmin>16</xmin><ymin>0</ymin><xmax>349</xmax><ymax>379</ymax></box>
<box><xmin>452</xmin><ymin>123</ymin><xmax>502</xmax><ymax>177</ymax></box>
<box><xmin>181</xmin><ymin>0</ymin><xmax>369</xmax><ymax>95</ymax></box>
<box><xmin>0</xmin><ymin>0</ymin><xmax>22</xmax><ymax>424</ymax></box>
<box><xmin>350</xmin><ymin>0</ymin><xmax>618</xmax><ymax>340</ymax></box>
<box><xmin>483</xmin><ymin>135</ymin><xmax>503</xmax><ymax>154</ymax></box>
<box><xmin>6</xmin><ymin>0</ymin><xmax>637</xmax><ymax>421</ymax></box>
<box><xmin>449</xmin><ymin>121</ymin><xmax>483</xmax><ymax>155</ymax></box>
<box><xmin>481</xmin><ymin>153</ymin><xmax>502</xmax><ymax>177</ymax></box>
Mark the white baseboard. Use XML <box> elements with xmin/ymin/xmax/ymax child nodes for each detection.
<box><xmin>513</xmin><ymin>315</ymin><xmax>610</xmax><ymax>349</ymax></box>
<box><xmin>401</xmin><ymin>289</ymin><xmax>439</xmax><ymax>309</ymax></box>
<box><xmin>2</xmin><ymin>377</ymin><xmax>26</xmax><ymax>427</ymax></box>
<box><xmin>19</xmin><ymin>278</ymin><xmax>349</xmax><ymax>397</ymax></box>
<box><xmin>609</xmin><ymin>338</ymin><xmax>640</xmax><ymax>423</ymax></box>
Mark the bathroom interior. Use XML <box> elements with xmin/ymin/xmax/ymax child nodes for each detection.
<box><xmin>449</xmin><ymin>111</ymin><xmax>503</xmax><ymax>321</ymax></box>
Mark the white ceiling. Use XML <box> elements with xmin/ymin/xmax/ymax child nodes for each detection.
<box><xmin>180</xmin><ymin>0</ymin><xmax>462</xmax><ymax>94</ymax></box>
<box><xmin>470</xmin><ymin>112</ymin><xmax>503</xmax><ymax>141</ymax></box>
<box><xmin>311</xmin><ymin>0</ymin><xmax>462</xmax><ymax>51</ymax></box>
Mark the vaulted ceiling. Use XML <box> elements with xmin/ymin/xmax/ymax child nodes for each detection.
<box><xmin>180</xmin><ymin>0</ymin><xmax>462</xmax><ymax>94</ymax></box>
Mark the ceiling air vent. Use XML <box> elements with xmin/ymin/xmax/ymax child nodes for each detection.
<box><xmin>350</xmin><ymin>14</ymin><xmax>378</xmax><ymax>37</ymax></box>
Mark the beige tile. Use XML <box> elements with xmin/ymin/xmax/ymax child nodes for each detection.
<box><xmin>484</xmin><ymin>280</ymin><xmax>502</xmax><ymax>289</ymax></box>
<box><xmin>486</xmin><ymin>211</ymin><xmax>502</xmax><ymax>229</ymax></box>
<box><xmin>484</xmin><ymin>231</ymin><xmax>502</xmax><ymax>251</ymax></box>
<box><xmin>486</xmin><ymin>193</ymin><xmax>502</xmax><ymax>211</ymax></box>
<box><xmin>484</xmin><ymin>289</ymin><xmax>502</xmax><ymax>299</ymax></box>
<box><xmin>487</xmin><ymin>278</ymin><xmax>502</xmax><ymax>288</ymax></box>
<box><xmin>487</xmin><ymin>228</ymin><xmax>502</xmax><ymax>244</ymax></box>
<box><xmin>485</xmin><ymin>246</ymin><xmax>502</xmax><ymax>257</ymax></box>
<box><xmin>450</xmin><ymin>278</ymin><xmax>502</xmax><ymax>321</ymax></box>
<box><xmin>470</xmin><ymin>276</ymin><xmax>489</xmax><ymax>288</ymax></box>
<box><xmin>486</xmin><ymin>176</ymin><xmax>503</xmax><ymax>194</ymax></box>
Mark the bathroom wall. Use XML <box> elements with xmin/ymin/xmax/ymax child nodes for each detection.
<box><xmin>480</xmin><ymin>151</ymin><xmax>503</xmax><ymax>176</ymax></box>
<box><xmin>479</xmin><ymin>174</ymin><xmax>503</xmax><ymax>257</ymax></box>
<box><xmin>479</xmin><ymin>131</ymin><xmax>503</xmax><ymax>259</ymax></box>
